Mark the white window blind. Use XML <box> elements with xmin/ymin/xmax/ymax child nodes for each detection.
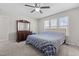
<box><xmin>44</xmin><ymin>16</ymin><xmax>69</xmax><ymax>32</ymax></box>
<box><xmin>50</xmin><ymin>19</ymin><xmax>57</xmax><ymax>28</ymax></box>
<box><xmin>44</xmin><ymin>20</ymin><xmax>50</xmax><ymax>29</ymax></box>
<box><xmin>59</xmin><ymin>16</ymin><xmax>69</xmax><ymax>27</ymax></box>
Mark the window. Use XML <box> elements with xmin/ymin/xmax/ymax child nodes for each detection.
<box><xmin>58</xmin><ymin>16</ymin><xmax>69</xmax><ymax>36</ymax></box>
<box><xmin>44</xmin><ymin>16</ymin><xmax>69</xmax><ymax>29</ymax></box>
<box><xmin>44</xmin><ymin>19</ymin><xmax>57</xmax><ymax>29</ymax></box>
<box><xmin>59</xmin><ymin>16</ymin><xmax>69</xmax><ymax>27</ymax></box>
<box><xmin>44</xmin><ymin>20</ymin><xmax>50</xmax><ymax>29</ymax></box>
<box><xmin>50</xmin><ymin>19</ymin><xmax>57</xmax><ymax>28</ymax></box>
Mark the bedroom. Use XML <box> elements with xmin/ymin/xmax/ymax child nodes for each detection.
<box><xmin>0</xmin><ymin>3</ymin><xmax>79</xmax><ymax>56</ymax></box>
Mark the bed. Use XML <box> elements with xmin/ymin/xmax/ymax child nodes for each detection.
<box><xmin>26</xmin><ymin>29</ymin><xmax>66</xmax><ymax>56</ymax></box>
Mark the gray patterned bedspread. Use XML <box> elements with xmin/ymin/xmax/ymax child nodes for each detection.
<box><xmin>26</xmin><ymin>32</ymin><xmax>65</xmax><ymax>56</ymax></box>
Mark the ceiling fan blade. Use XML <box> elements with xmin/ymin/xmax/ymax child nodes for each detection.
<box><xmin>25</xmin><ymin>4</ymin><xmax>35</xmax><ymax>8</ymax></box>
<box><xmin>35</xmin><ymin>3</ymin><xmax>38</xmax><ymax>7</ymax></box>
<box><xmin>31</xmin><ymin>9</ymin><xmax>35</xmax><ymax>13</ymax></box>
<box><xmin>39</xmin><ymin>10</ymin><xmax>43</xmax><ymax>14</ymax></box>
<box><xmin>40</xmin><ymin>6</ymin><xmax>50</xmax><ymax>9</ymax></box>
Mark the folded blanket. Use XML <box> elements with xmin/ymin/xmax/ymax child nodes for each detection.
<box><xmin>40</xmin><ymin>44</ymin><xmax>56</xmax><ymax>56</ymax></box>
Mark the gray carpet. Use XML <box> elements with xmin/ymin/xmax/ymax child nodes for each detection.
<box><xmin>0</xmin><ymin>40</ymin><xmax>43</xmax><ymax>56</ymax></box>
<box><xmin>0</xmin><ymin>40</ymin><xmax>79</xmax><ymax>56</ymax></box>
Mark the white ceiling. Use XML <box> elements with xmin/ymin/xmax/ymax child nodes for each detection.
<box><xmin>0</xmin><ymin>3</ymin><xmax>79</xmax><ymax>19</ymax></box>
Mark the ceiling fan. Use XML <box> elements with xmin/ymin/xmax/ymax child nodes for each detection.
<box><xmin>25</xmin><ymin>3</ymin><xmax>50</xmax><ymax>14</ymax></box>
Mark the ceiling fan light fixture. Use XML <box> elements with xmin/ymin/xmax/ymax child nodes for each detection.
<box><xmin>25</xmin><ymin>3</ymin><xmax>50</xmax><ymax>14</ymax></box>
<box><xmin>35</xmin><ymin>8</ymin><xmax>40</xmax><ymax>12</ymax></box>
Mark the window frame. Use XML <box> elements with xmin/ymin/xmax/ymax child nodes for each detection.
<box><xmin>43</xmin><ymin>16</ymin><xmax>69</xmax><ymax>30</ymax></box>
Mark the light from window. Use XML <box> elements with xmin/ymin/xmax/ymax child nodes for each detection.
<box><xmin>58</xmin><ymin>16</ymin><xmax>69</xmax><ymax>36</ymax></box>
<box><xmin>44</xmin><ymin>20</ymin><xmax>50</xmax><ymax>29</ymax></box>
<box><xmin>44</xmin><ymin>16</ymin><xmax>69</xmax><ymax>30</ymax></box>
<box><xmin>59</xmin><ymin>16</ymin><xmax>69</xmax><ymax>27</ymax></box>
<box><xmin>50</xmin><ymin>19</ymin><xmax>57</xmax><ymax>28</ymax></box>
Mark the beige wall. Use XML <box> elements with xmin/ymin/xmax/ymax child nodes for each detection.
<box><xmin>37</xmin><ymin>7</ymin><xmax>79</xmax><ymax>46</ymax></box>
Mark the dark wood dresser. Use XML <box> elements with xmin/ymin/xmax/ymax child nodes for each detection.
<box><xmin>17</xmin><ymin>31</ymin><xmax>32</xmax><ymax>42</ymax></box>
<box><xmin>16</xmin><ymin>20</ymin><xmax>32</xmax><ymax>42</ymax></box>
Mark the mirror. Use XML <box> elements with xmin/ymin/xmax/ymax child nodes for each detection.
<box><xmin>17</xmin><ymin>20</ymin><xmax>30</xmax><ymax>31</ymax></box>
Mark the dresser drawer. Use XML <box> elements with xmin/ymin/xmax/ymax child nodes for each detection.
<box><xmin>17</xmin><ymin>31</ymin><xmax>32</xmax><ymax>42</ymax></box>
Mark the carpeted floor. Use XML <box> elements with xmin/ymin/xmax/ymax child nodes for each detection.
<box><xmin>58</xmin><ymin>44</ymin><xmax>79</xmax><ymax>56</ymax></box>
<box><xmin>0</xmin><ymin>40</ymin><xmax>43</xmax><ymax>56</ymax></box>
<box><xmin>0</xmin><ymin>40</ymin><xmax>79</xmax><ymax>56</ymax></box>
